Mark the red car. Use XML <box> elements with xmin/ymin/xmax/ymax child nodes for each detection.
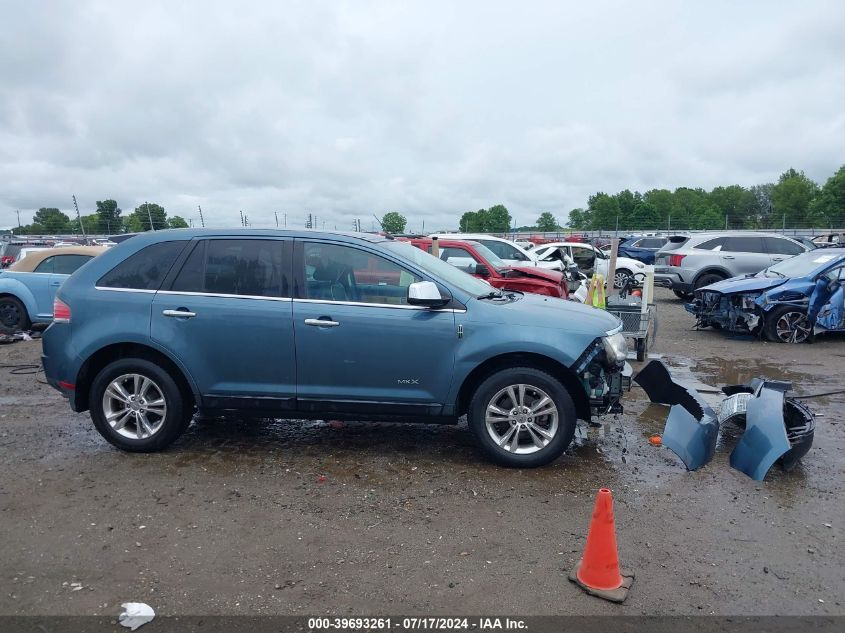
<box><xmin>409</xmin><ymin>238</ymin><xmax>569</xmax><ymax>298</ymax></box>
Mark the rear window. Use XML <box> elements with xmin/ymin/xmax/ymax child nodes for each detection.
<box><xmin>637</xmin><ymin>238</ymin><xmax>667</xmax><ymax>248</ymax></box>
<box><xmin>659</xmin><ymin>235</ymin><xmax>690</xmax><ymax>252</ymax></box>
<box><xmin>722</xmin><ymin>236</ymin><xmax>766</xmax><ymax>253</ymax></box>
<box><xmin>98</xmin><ymin>241</ymin><xmax>186</xmax><ymax>290</ymax></box>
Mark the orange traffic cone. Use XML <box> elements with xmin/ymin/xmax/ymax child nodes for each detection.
<box><xmin>568</xmin><ymin>488</ymin><xmax>634</xmax><ymax>603</ymax></box>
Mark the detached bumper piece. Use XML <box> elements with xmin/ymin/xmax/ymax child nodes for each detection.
<box><xmin>634</xmin><ymin>360</ymin><xmax>718</xmax><ymax>471</ymax></box>
<box><xmin>635</xmin><ymin>362</ymin><xmax>816</xmax><ymax>479</ymax></box>
<box><xmin>721</xmin><ymin>380</ymin><xmax>815</xmax><ymax>480</ymax></box>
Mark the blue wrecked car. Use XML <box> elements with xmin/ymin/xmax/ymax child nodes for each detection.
<box><xmin>686</xmin><ymin>248</ymin><xmax>845</xmax><ymax>343</ymax></box>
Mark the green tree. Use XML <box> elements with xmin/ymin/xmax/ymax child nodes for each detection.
<box><xmin>566</xmin><ymin>208</ymin><xmax>588</xmax><ymax>230</ymax></box>
<box><xmin>128</xmin><ymin>203</ymin><xmax>168</xmax><ymax>231</ymax></box>
<box><xmin>587</xmin><ymin>193</ymin><xmax>619</xmax><ymax>230</ymax></box>
<box><xmin>771</xmin><ymin>168</ymin><xmax>818</xmax><ymax>228</ymax></box>
<box><xmin>672</xmin><ymin>187</ymin><xmax>709</xmax><ymax>230</ymax></box>
<box><xmin>808</xmin><ymin>165</ymin><xmax>845</xmax><ymax>228</ymax></box>
<box><xmin>167</xmin><ymin>216</ymin><xmax>189</xmax><ymax>229</ymax></box>
<box><xmin>32</xmin><ymin>208</ymin><xmax>71</xmax><ymax>233</ymax></box>
<box><xmin>380</xmin><ymin>211</ymin><xmax>407</xmax><ymax>234</ymax></box>
<box><xmin>95</xmin><ymin>199</ymin><xmax>122</xmax><ymax>234</ymax></box>
<box><xmin>692</xmin><ymin>205</ymin><xmax>723</xmax><ymax>230</ymax></box>
<box><xmin>536</xmin><ymin>211</ymin><xmax>558</xmax><ymax>232</ymax></box>
<box><xmin>485</xmin><ymin>204</ymin><xmax>512</xmax><ymax>232</ymax></box>
<box><xmin>459</xmin><ymin>209</ymin><xmax>485</xmax><ymax>232</ymax></box>
<box><xmin>69</xmin><ymin>213</ymin><xmax>101</xmax><ymax>234</ymax></box>
<box><xmin>643</xmin><ymin>189</ymin><xmax>673</xmax><ymax>228</ymax></box>
<box><xmin>629</xmin><ymin>202</ymin><xmax>661</xmax><ymax>229</ymax></box>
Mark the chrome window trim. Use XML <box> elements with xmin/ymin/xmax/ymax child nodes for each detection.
<box><xmin>157</xmin><ymin>290</ymin><xmax>292</xmax><ymax>302</ymax></box>
<box><xmin>95</xmin><ymin>286</ymin><xmax>157</xmax><ymax>294</ymax></box>
<box><xmin>292</xmin><ymin>298</ymin><xmax>465</xmax><ymax>313</ymax></box>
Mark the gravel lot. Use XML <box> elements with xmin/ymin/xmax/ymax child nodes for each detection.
<box><xmin>1</xmin><ymin>288</ymin><xmax>843</xmax><ymax>616</ymax></box>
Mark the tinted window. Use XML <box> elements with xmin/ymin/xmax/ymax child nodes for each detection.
<box><xmin>303</xmin><ymin>242</ymin><xmax>420</xmax><ymax>305</ymax></box>
<box><xmin>171</xmin><ymin>239</ymin><xmax>287</xmax><ymax>297</ymax></box>
<box><xmin>34</xmin><ymin>256</ymin><xmax>54</xmax><ymax>273</ymax></box>
<box><xmin>53</xmin><ymin>254</ymin><xmax>93</xmax><ymax>275</ymax></box>
<box><xmin>98</xmin><ymin>241</ymin><xmax>186</xmax><ymax>290</ymax></box>
<box><xmin>723</xmin><ymin>236</ymin><xmax>766</xmax><ymax>253</ymax></box>
<box><xmin>694</xmin><ymin>237</ymin><xmax>727</xmax><ymax>250</ymax></box>
<box><xmin>479</xmin><ymin>240</ymin><xmax>527</xmax><ymax>261</ymax></box>
<box><xmin>638</xmin><ymin>238</ymin><xmax>666</xmax><ymax>249</ymax></box>
<box><xmin>764</xmin><ymin>237</ymin><xmax>804</xmax><ymax>256</ymax></box>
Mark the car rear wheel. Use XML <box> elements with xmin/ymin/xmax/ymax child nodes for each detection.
<box><xmin>613</xmin><ymin>269</ymin><xmax>632</xmax><ymax>289</ymax></box>
<box><xmin>90</xmin><ymin>358</ymin><xmax>191</xmax><ymax>451</ymax></box>
<box><xmin>0</xmin><ymin>296</ymin><xmax>30</xmax><ymax>334</ymax></box>
<box><xmin>673</xmin><ymin>290</ymin><xmax>693</xmax><ymax>300</ymax></box>
<box><xmin>694</xmin><ymin>273</ymin><xmax>725</xmax><ymax>290</ymax></box>
<box><xmin>468</xmin><ymin>367</ymin><xmax>576</xmax><ymax>468</ymax></box>
<box><xmin>765</xmin><ymin>306</ymin><xmax>813</xmax><ymax>344</ymax></box>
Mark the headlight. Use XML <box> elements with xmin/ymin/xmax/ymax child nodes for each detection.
<box><xmin>602</xmin><ymin>332</ymin><xmax>628</xmax><ymax>364</ymax></box>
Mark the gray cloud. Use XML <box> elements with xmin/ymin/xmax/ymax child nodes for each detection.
<box><xmin>2</xmin><ymin>0</ymin><xmax>844</xmax><ymax>232</ymax></box>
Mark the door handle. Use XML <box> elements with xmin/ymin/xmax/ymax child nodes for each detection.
<box><xmin>772</xmin><ymin>257</ymin><xmax>785</xmax><ymax>261</ymax></box>
<box><xmin>49</xmin><ymin>281</ymin><xmax>62</xmax><ymax>287</ymax></box>
<box><xmin>304</xmin><ymin>318</ymin><xmax>340</xmax><ymax>327</ymax></box>
<box><xmin>162</xmin><ymin>309</ymin><xmax>197</xmax><ymax>318</ymax></box>
<box><xmin>722</xmin><ymin>255</ymin><xmax>735</xmax><ymax>259</ymax></box>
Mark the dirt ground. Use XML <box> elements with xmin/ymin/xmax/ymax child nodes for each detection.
<box><xmin>0</xmin><ymin>288</ymin><xmax>843</xmax><ymax>617</ymax></box>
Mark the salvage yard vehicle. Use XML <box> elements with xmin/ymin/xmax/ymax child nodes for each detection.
<box><xmin>654</xmin><ymin>231</ymin><xmax>811</xmax><ymax>299</ymax></box>
<box><xmin>429</xmin><ymin>233</ymin><xmax>564</xmax><ymax>271</ymax></box>
<box><xmin>532</xmin><ymin>241</ymin><xmax>646</xmax><ymax>288</ymax></box>
<box><xmin>1</xmin><ymin>241</ymin><xmax>52</xmax><ymax>268</ymax></box>
<box><xmin>42</xmin><ymin>229</ymin><xmax>630</xmax><ymax>467</ymax></box>
<box><xmin>0</xmin><ymin>246</ymin><xmax>106</xmax><ymax>333</ymax></box>
<box><xmin>686</xmin><ymin>248</ymin><xmax>845</xmax><ymax>343</ymax></box>
<box><xmin>618</xmin><ymin>235</ymin><xmax>668</xmax><ymax>264</ymax></box>
<box><xmin>408</xmin><ymin>238</ymin><xmax>569</xmax><ymax>298</ymax></box>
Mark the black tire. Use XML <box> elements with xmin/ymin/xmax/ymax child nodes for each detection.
<box><xmin>89</xmin><ymin>358</ymin><xmax>191</xmax><ymax>452</ymax></box>
<box><xmin>673</xmin><ymin>289</ymin><xmax>693</xmax><ymax>300</ymax></box>
<box><xmin>764</xmin><ymin>305</ymin><xmax>813</xmax><ymax>344</ymax></box>
<box><xmin>613</xmin><ymin>269</ymin><xmax>633</xmax><ymax>289</ymax></box>
<box><xmin>636</xmin><ymin>337</ymin><xmax>647</xmax><ymax>362</ymax></box>
<box><xmin>693</xmin><ymin>273</ymin><xmax>725</xmax><ymax>290</ymax></box>
<box><xmin>0</xmin><ymin>296</ymin><xmax>30</xmax><ymax>334</ymax></box>
<box><xmin>467</xmin><ymin>367</ymin><xmax>577</xmax><ymax>468</ymax></box>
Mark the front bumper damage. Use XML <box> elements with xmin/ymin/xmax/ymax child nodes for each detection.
<box><xmin>573</xmin><ymin>338</ymin><xmax>632</xmax><ymax>418</ymax></box>
<box><xmin>685</xmin><ymin>290</ymin><xmax>764</xmax><ymax>334</ymax></box>
<box><xmin>635</xmin><ymin>361</ymin><xmax>815</xmax><ymax>479</ymax></box>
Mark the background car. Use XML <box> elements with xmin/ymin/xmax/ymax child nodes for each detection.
<box><xmin>410</xmin><ymin>238</ymin><xmax>569</xmax><ymax>298</ymax></box>
<box><xmin>654</xmin><ymin>232</ymin><xmax>811</xmax><ymax>299</ymax></box>
<box><xmin>1</xmin><ymin>241</ymin><xmax>52</xmax><ymax>267</ymax></box>
<box><xmin>618</xmin><ymin>235</ymin><xmax>669</xmax><ymax>264</ymax></box>
<box><xmin>429</xmin><ymin>234</ymin><xmax>563</xmax><ymax>271</ymax></box>
<box><xmin>688</xmin><ymin>248</ymin><xmax>845</xmax><ymax>343</ymax></box>
<box><xmin>532</xmin><ymin>241</ymin><xmax>647</xmax><ymax>288</ymax></box>
<box><xmin>0</xmin><ymin>246</ymin><xmax>105</xmax><ymax>332</ymax></box>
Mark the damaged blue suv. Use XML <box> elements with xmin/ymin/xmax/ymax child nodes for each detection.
<box><xmin>42</xmin><ymin>229</ymin><xmax>629</xmax><ymax>467</ymax></box>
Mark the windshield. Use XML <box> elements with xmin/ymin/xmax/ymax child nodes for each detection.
<box><xmin>761</xmin><ymin>251</ymin><xmax>843</xmax><ymax>279</ymax></box>
<box><xmin>383</xmin><ymin>242</ymin><xmax>494</xmax><ymax>296</ymax></box>
<box><xmin>471</xmin><ymin>243</ymin><xmax>508</xmax><ymax>269</ymax></box>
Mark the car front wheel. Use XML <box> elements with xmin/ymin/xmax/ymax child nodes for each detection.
<box><xmin>0</xmin><ymin>296</ymin><xmax>30</xmax><ymax>334</ymax></box>
<box><xmin>468</xmin><ymin>367</ymin><xmax>576</xmax><ymax>467</ymax></box>
<box><xmin>765</xmin><ymin>306</ymin><xmax>813</xmax><ymax>344</ymax></box>
<box><xmin>613</xmin><ymin>269</ymin><xmax>632</xmax><ymax>289</ymax></box>
<box><xmin>90</xmin><ymin>358</ymin><xmax>191</xmax><ymax>451</ymax></box>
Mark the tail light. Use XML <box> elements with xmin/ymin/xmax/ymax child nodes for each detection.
<box><xmin>53</xmin><ymin>297</ymin><xmax>71</xmax><ymax>323</ymax></box>
<box><xmin>668</xmin><ymin>254</ymin><xmax>686</xmax><ymax>267</ymax></box>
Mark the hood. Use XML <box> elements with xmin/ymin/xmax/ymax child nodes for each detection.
<box><xmin>699</xmin><ymin>275</ymin><xmax>786</xmax><ymax>294</ymax></box>
<box><xmin>616</xmin><ymin>256</ymin><xmax>646</xmax><ymax>270</ymax></box>
<box><xmin>482</xmin><ymin>292</ymin><xmax>621</xmax><ymax>335</ymax></box>
<box><xmin>502</xmin><ymin>266</ymin><xmax>563</xmax><ymax>284</ymax></box>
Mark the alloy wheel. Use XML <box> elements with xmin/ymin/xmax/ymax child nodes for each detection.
<box><xmin>775</xmin><ymin>311</ymin><xmax>812</xmax><ymax>344</ymax></box>
<box><xmin>101</xmin><ymin>373</ymin><xmax>168</xmax><ymax>439</ymax></box>
<box><xmin>613</xmin><ymin>271</ymin><xmax>630</xmax><ymax>289</ymax></box>
<box><xmin>484</xmin><ymin>383</ymin><xmax>559</xmax><ymax>454</ymax></box>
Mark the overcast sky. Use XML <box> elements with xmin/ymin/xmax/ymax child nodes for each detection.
<box><xmin>2</xmin><ymin>1</ymin><xmax>844</xmax><ymax>232</ymax></box>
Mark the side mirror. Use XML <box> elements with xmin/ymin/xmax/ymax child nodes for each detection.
<box><xmin>475</xmin><ymin>264</ymin><xmax>490</xmax><ymax>277</ymax></box>
<box><xmin>407</xmin><ymin>281</ymin><xmax>449</xmax><ymax>307</ymax></box>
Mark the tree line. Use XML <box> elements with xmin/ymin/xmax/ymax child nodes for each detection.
<box><xmin>12</xmin><ymin>200</ymin><xmax>189</xmax><ymax>235</ymax></box>
<box><xmin>567</xmin><ymin>165</ymin><xmax>845</xmax><ymax>232</ymax></box>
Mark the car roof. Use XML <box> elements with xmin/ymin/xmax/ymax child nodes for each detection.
<box><xmin>430</xmin><ymin>233</ymin><xmax>516</xmax><ymax>243</ymax></box>
<box><xmin>9</xmin><ymin>246</ymin><xmax>107</xmax><ymax>272</ymax></box>
<box><xmin>122</xmin><ymin>228</ymin><xmax>392</xmax><ymax>244</ymax></box>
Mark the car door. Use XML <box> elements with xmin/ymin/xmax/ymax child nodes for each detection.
<box><xmin>570</xmin><ymin>244</ymin><xmax>598</xmax><ymax>276</ymax></box>
<box><xmin>720</xmin><ymin>236</ymin><xmax>771</xmax><ymax>275</ymax></box>
<box><xmin>293</xmin><ymin>240</ymin><xmax>457</xmax><ymax>415</ymax></box>
<box><xmin>27</xmin><ymin>256</ymin><xmax>60</xmax><ymax>317</ymax></box>
<box><xmin>47</xmin><ymin>254</ymin><xmax>94</xmax><ymax>312</ymax></box>
<box><xmin>150</xmin><ymin>237</ymin><xmax>297</xmax><ymax>411</ymax></box>
<box><xmin>477</xmin><ymin>239</ymin><xmax>532</xmax><ymax>267</ymax></box>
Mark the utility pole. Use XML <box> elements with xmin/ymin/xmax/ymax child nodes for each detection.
<box><xmin>240</xmin><ymin>210</ymin><xmax>245</xmax><ymax>227</ymax></box>
<box><xmin>197</xmin><ymin>205</ymin><xmax>205</xmax><ymax>227</ymax></box>
<box><xmin>275</xmin><ymin>211</ymin><xmax>279</xmax><ymax>228</ymax></box>
<box><xmin>284</xmin><ymin>213</ymin><xmax>287</xmax><ymax>228</ymax></box>
<box><xmin>73</xmin><ymin>195</ymin><xmax>87</xmax><ymax>239</ymax></box>
<box><xmin>16</xmin><ymin>210</ymin><xmax>21</xmax><ymax>231</ymax></box>
<box><xmin>144</xmin><ymin>201</ymin><xmax>155</xmax><ymax>231</ymax></box>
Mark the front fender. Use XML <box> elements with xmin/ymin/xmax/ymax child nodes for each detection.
<box><xmin>0</xmin><ymin>278</ymin><xmax>38</xmax><ymax>320</ymax></box>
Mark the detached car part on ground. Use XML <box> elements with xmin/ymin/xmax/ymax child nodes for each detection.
<box><xmin>686</xmin><ymin>249</ymin><xmax>845</xmax><ymax>343</ymax></box>
<box><xmin>635</xmin><ymin>361</ymin><xmax>815</xmax><ymax>480</ymax></box>
<box><xmin>42</xmin><ymin>229</ymin><xmax>632</xmax><ymax>468</ymax></box>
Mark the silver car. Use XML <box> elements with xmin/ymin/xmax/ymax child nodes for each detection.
<box><xmin>654</xmin><ymin>232</ymin><xmax>810</xmax><ymax>299</ymax></box>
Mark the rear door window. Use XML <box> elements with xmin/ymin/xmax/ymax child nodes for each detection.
<box><xmin>693</xmin><ymin>237</ymin><xmax>727</xmax><ymax>251</ymax></box>
<box><xmin>722</xmin><ymin>236</ymin><xmax>766</xmax><ymax>253</ymax></box>
<box><xmin>764</xmin><ymin>237</ymin><xmax>805</xmax><ymax>256</ymax></box>
<box><xmin>171</xmin><ymin>239</ymin><xmax>288</xmax><ymax>297</ymax></box>
<box><xmin>98</xmin><ymin>241</ymin><xmax>187</xmax><ymax>290</ymax></box>
<box><xmin>34</xmin><ymin>256</ymin><xmax>55</xmax><ymax>273</ymax></box>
